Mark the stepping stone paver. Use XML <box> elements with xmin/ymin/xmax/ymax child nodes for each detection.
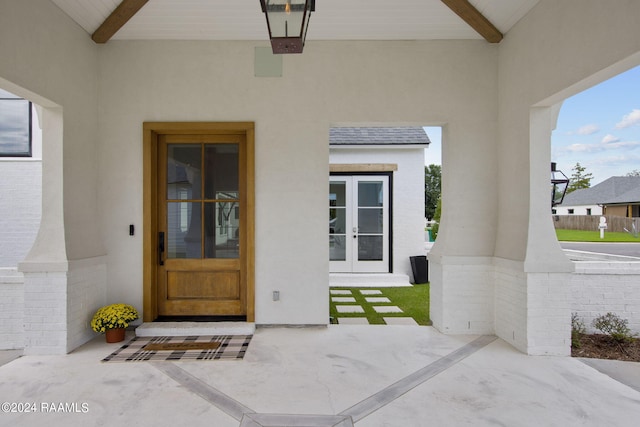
<box><xmin>330</xmin><ymin>290</ymin><xmax>352</xmax><ymax>295</ymax></box>
<box><xmin>332</xmin><ymin>297</ymin><xmax>356</xmax><ymax>303</ymax></box>
<box><xmin>336</xmin><ymin>305</ymin><xmax>365</xmax><ymax>313</ymax></box>
<box><xmin>373</xmin><ymin>306</ymin><xmax>403</xmax><ymax>313</ymax></box>
<box><xmin>365</xmin><ymin>297</ymin><xmax>391</xmax><ymax>303</ymax></box>
<box><xmin>384</xmin><ymin>317</ymin><xmax>419</xmax><ymax>325</ymax></box>
<box><xmin>359</xmin><ymin>290</ymin><xmax>382</xmax><ymax>295</ymax></box>
<box><xmin>337</xmin><ymin>318</ymin><xmax>370</xmax><ymax>325</ymax></box>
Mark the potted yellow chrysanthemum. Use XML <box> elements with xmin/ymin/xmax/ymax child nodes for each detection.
<box><xmin>91</xmin><ymin>303</ymin><xmax>139</xmax><ymax>343</ymax></box>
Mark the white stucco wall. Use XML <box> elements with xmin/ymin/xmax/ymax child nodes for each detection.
<box><xmin>497</xmin><ymin>0</ymin><xmax>640</xmax><ymax>262</ymax></box>
<box><xmin>329</xmin><ymin>146</ymin><xmax>426</xmax><ymax>278</ymax></box>
<box><xmin>98</xmin><ymin>40</ymin><xmax>498</xmax><ymax>325</ymax></box>
<box><xmin>0</xmin><ymin>0</ymin><xmax>102</xmax><ymax>261</ymax></box>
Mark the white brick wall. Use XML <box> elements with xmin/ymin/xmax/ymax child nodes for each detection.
<box><xmin>493</xmin><ymin>261</ymin><xmax>572</xmax><ymax>356</ymax></box>
<box><xmin>67</xmin><ymin>258</ymin><xmax>106</xmax><ymax>351</ymax></box>
<box><xmin>20</xmin><ymin>258</ymin><xmax>107</xmax><ymax>355</ymax></box>
<box><xmin>0</xmin><ymin>161</ymin><xmax>42</xmax><ymax>268</ymax></box>
<box><xmin>571</xmin><ymin>262</ymin><xmax>640</xmax><ymax>335</ymax></box>
<box><xmin>494</xmin><ymin>260</ymin><xmax>528</xmax><ymax>353</ymax></box>
<box><xmin>436</xmin><ymin>257</ymin><xmax>572</xmax><ymax>356</ymax></box>
<box><xmin>428</xmin><ymin>256</ymin><xmax>494</xmax><ymax>335</ymax></box>
<box><xmin>525</xmin><ymin>272</ymin><xmax>572</xmax><ymax>356</ymax></box>
<box><xmin>22</xmin><ymin>271</ymin><xmax>68</xmax><ymax>355</ymax></box>
<box><xmin>0</xmin><ymin>268</ymin><xmax>24</xmax><ymax>349</ymax></box>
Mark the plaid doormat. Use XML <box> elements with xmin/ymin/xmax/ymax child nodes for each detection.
<box><xmin>102</xmin><ymin>335</ymin><xmax>252</xmax><ymax>362</ymax></box>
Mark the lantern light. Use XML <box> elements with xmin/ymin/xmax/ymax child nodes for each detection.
<box><xmin>551</xmin><ymin>162</ymin><xmax>570</xmax><ymax>208</ymax></box>
<box><xmin>260</xmin><ymin>0</ymin><xmax>315</xmax><ymax>54</ymax></box>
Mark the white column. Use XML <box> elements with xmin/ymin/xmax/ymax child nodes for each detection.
<box><xmin>494</xmin><ymin>105</ymin><xmax>574</xmax><ymax>356</ymax></box>
<box><xmin>19</xmin><ymin>106</ymin><xmax>70</xmax><ymax>355</ymax></box>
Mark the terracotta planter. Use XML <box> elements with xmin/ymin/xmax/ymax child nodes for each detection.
<box><xmin>105</xmin><ymin>327</ymin><xmax>126</xmax><ymax>343</ymax></box>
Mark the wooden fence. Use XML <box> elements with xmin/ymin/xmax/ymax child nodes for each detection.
<box><xmin>552</xmin><ymin>215</ymin><xmax>639</xmax><ymax>233</ymax></box>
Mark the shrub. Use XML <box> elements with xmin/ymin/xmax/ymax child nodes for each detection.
<box><xmin>571</xmin><ymin>313</ymin><xmax>586</xmax><ymax>348</ymax></box>
<box><xmin>431</xmin><ymin>197</ymin><xmax>441</xmax><ymax>240</ymax></box>
<box><xmin>592</xmin><ymin>312</ymin><xmax>636</xmax><ymax>344</ymax></box>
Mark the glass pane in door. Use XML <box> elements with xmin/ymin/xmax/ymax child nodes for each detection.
<box><xmin>358</xmin><ymin>208</ymin><xmax>383</xmax><ymax>233</ymax></box>
<box><xmin>204</xmin><ymin>144</ymin><xmax>239</xmax><ymax>199</ymax></box>
<box><xmin>167</xmin><ymin>202</ymin><xmax>202</xmax><ymax>258</ymax></box>
<box><xmin>357</xmin><ymin>181</ymin><xmax>384</xmax><ymax>261</ymax></box>
<box><xmin>358</xmin><ymin>182</ymin><xmax>383</xmax><ymax>207</ymax></box>
<box><xmin>204</xmin><ymin>202</ymin><xmax>240</xmax><ymax>258</ymax></box>
<box><xmin>329</xmin><ymin>181</ymin><xmax>347</xmax><ymax>261</ymax></box>
<box><xmin>358</xmin><ymin>236</ymin><xmax>383</xmax><ymax>261</ymax></box>
<box><xmin>167</xmin><ymin>145</ymin><xmax>201</xmax><ymax>199</ymax></box>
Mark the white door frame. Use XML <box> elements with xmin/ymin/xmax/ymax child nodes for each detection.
<box><xmin>329</xmin><ymin>175</ymin><xmax>390</xmax><ymax>273</ymax></box>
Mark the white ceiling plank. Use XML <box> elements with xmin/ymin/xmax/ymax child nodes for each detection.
<box><xmin>51</xmin><ymin>0</ymin><xmax>540</xmax><ymax>42</ymax></box>
<box><xmin>469</xmin><ymin>0</ymin><xmax>540</xmax><ymax>33</ymax></box>
<box><xmin>52</xmin><ymin>0</ymin><xmax>121</xmax><ymax>33</ymax></box>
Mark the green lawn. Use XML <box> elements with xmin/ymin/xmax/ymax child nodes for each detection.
<box><xmin>556</xmin><ymin>229</ymin><xmax>640</xmax><ymax>242</ymax></box>
<box><xmin>330</xmin><ymin>285</ymin><xmax>430</xmax><ymax>325</ymax></box>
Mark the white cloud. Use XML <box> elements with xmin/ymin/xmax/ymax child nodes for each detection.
<box><xmin>590</xmin><ymin>153</ymin><xmax>640</xmax><ymax>167</ymax></box>
<box><xmin>577</xmin><ymin>124</ymin><xmax>600</xmax><ymax>135</ymax></box>
<box><xmin>564</xmin><ymin>143</ymin><xmax>592</xmax><ymax>153</ymax></box>
<box><xmin>601</xmin><ymin>134</ymin><xmax>620</xmax><ymax>144</ymax></box>
<box><xmin>585</xmin><ymin>155</ymin><xmax>640</xmax><ymax>184</ymax></box>
<box><xmin>615</xmin><ymin>109</ymin><xmax>640</xmax><ymax>129</ymax></box>
<box><xmin>560</xmin><ymin>139</ymin><xmax>640</xmax><ymax>154</ymax></box>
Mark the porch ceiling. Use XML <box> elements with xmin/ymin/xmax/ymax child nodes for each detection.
<box><xmin>51</xmin><ymin>0</ymin><xmax>539</xmax><ymax>43</ymax></box>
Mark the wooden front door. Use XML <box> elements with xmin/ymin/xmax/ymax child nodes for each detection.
<box><xmin>143</xmin><ymin>123</ymin><xmax>254</xmax><ymax>321</ymax></box>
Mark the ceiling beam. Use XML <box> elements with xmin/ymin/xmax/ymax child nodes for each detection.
<box><xmin>441</xmin><ymin>0</ymin><xmax>503</xmax><ymax>43</ymax></box>
<box><xmin>92</xmin><ymin>0</ymin><xmax>149</xmax><ymax>44</ymax></box>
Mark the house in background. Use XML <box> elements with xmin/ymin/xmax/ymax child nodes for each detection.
<box><xmin>329</xmin><ymin>127</ymin><xmax>429</xmax><ymax>285</ymax></box>
<box><xmin>554</xmin><ymin>187</ymin><xmax>603</xmax><ymax>216</ymax></box>
<box><xmin>556</xmin><ymin>176</ymin><xmax>640</xmax><ymax>217</ymax></box>
<box><xmin>601</xmin><ymin>177</ymin><xmax>640</xmax><ymax>218</ymax></box>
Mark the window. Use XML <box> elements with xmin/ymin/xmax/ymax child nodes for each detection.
<box><xmin>586</xmin><ymin>208</ymin><xmax>591</xmax><ymax>215</ymax></box>
<box><xmin>0</xmin><ymin>88</ymin><xmax>32</xmax><ymax>157</ymax></box>
<box><xmin>568</xmin><ymin>209</ymin><xmax>574</xmax><ymax>214</ymax></box>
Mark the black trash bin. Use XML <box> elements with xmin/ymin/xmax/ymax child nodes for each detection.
<box><xmin>409</xmin><ymin>255</ymin><xmax>428</xmax><ymax>284</ymax></box>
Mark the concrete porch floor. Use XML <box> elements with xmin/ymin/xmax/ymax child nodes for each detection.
<box><xmin>1</xmin><ymin>326</ymin><xmax>639</xmax><ymax>426</ymax></box>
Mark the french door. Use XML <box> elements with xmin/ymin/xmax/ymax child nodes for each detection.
<box><xmin>329</xmin><ymin>175</ymin><xmax>389</xmax><ymax>273</ymax></box>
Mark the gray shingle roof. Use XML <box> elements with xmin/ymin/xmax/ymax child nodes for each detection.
<box><xmin>560</xmin><ymin>176</ymin><xmax>640</xmax><ymax>206</ymax></box>
<box><xmin>330</xmin><ymin>127</ymin><xmax>431</xmax><ymax>146</ymax></box>
<box><xmin>604</xmin><ymin>185</ymin><xmax>640</xmax><ymax>204</ymax></box>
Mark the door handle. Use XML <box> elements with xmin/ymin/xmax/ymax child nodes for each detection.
<box><xmin>158</xmin><ymin>232</ymin><xmax>165</xmax><ymax>266</ymax></box>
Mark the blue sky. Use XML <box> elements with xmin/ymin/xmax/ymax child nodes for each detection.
<box><xmin>423</xmin><ymin>126</ymin><xmax>441</xmax><ymax>166</ymax></box>
<box><xmin>552</xmin><ymin>65</ymin><xmax>640</xmax><ymax>185</ymax></box>
<box><xmin>424</xmin><ymin>65</ymin><xmax>640</xmax><ymax>185</ymax></box>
